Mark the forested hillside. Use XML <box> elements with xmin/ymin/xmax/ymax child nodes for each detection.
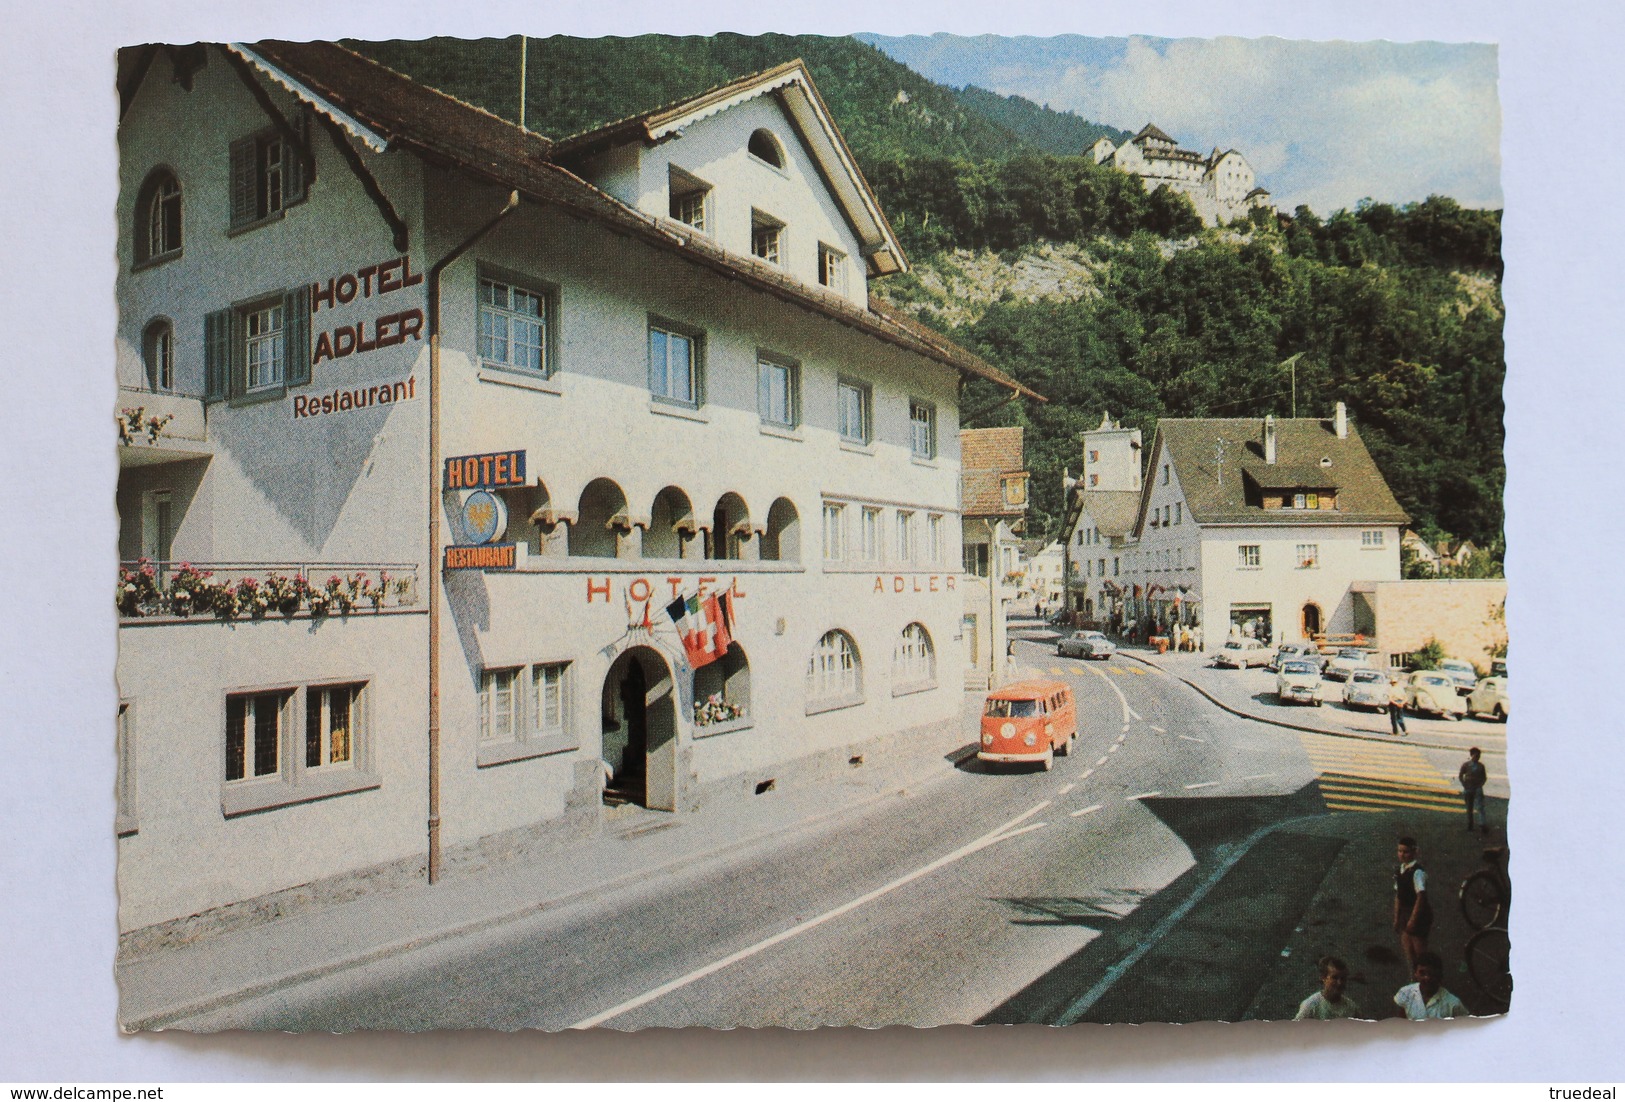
<box><xmin>345</xmin><ymin>35</ymin><xmax>1505</xmax><ymax>554</ymax></box>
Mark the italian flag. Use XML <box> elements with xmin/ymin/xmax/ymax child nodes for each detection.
<box><xmin>666</xmin><ymin>590</ymin><xmax>733</xmax><ymax>668</ymax></box>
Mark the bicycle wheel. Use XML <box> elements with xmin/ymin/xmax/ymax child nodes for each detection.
<box><xmin>1465</xmin><ymin>925</ymin><xmax>1512</xmax><ymax>1007</ymax></box>
<box><xmin>1459</xmin><ymin>870</ymin><xmax>1506</xmax><ymax>931</ymax></box>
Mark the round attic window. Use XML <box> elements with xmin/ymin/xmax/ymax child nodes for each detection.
<box><xmin>748</xmin><ymin>128</ymin><xmax>785</xmax><ymax>168</ymax></box>
<box><xmin>1320</xmin><ymin>456</ymin><xmax>1333</xmax><ymax>468</ymax></box>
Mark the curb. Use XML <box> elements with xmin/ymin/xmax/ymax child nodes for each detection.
<box><xmin>1116</xmin><ymin>652</ymin><xmax>1476</xmax><ymax>752</ymax></box>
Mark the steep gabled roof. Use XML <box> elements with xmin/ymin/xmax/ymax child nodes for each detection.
<box><xmin>549</xmin><ymin>59</ymin><xmax>908</xmax><ymax>279</ymax></box>
<box><xmin>1077</xmin><ymin>490</ymin><xmax>1142</xmax><ymax>539</ymax></box>
<box><xmin>1133</xmin><ymin>123</ymin><xmax>1177</xmax><ymax>145</ymax></box>
<box><xmin>961</xmin><ymin>427</ymin><xmax>1027</xmax><ymax>519</ymax></box>
<box><xmin>231</xmin><ymin>41</ymin><xmax>1040</xmax><ymax>401</ymax></box>
<box><xmin>1140</xmin><ymin>416</ymin><xmax>1409</xmax><ymax>530</ymax></box>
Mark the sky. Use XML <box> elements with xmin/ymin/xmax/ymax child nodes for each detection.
<box><xmin>859</xmin><ymin>33</ymin><xmax>1501</xmax><ymax>215</ymax></box>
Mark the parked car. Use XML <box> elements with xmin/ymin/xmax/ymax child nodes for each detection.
<box><xmin>1323</xmin><ymin>648</ymin><xmax>1378</xmax><ymax>683</ymax></box>
<box><xmin>1272</xmin><ymin>642</ymin><xmax>1326</xmax><ymax>672</ymax></box>
<box><xmin>1437</xmin><ymin>658</ymin><xmax>1480</xmax><ymax>696</ymax></box>
<box><xmin>979</xmin><ymin>679</ymin><xmax>1077</xmax><ymax>771</ymax></box>
<box><xmin>1404</xmin><ymin>671</ymin><xmax>1467</xmax><ymax>719</ymax></box>
<box><xmin>1466</xmin><ymin>676</ymin><xmax>1509</xmax><ymax>721</ymax></box>
<box><xmin>1057</xmin><ymin>630</ymin><xmax>1116</xmax><ymax>660</ymax></box>
<box><xmin>1342</xmin><ymin>668</ymin><xmax>1392</xmax><ymax>711</ymax></box>
<box><xmin>1275</xmin><ymin>660</ymin><xmax>1326</xmax><ymax>706</ymax></box>
<box><xmin>1491</xmin><ymin>659</ymin><xmax>1508</xmax><ymax>678</ymax></box>
<box><xmin>1214</xmin><ymin>637</ymin><xmax>1271</xmax><ymax>668</ymax></box>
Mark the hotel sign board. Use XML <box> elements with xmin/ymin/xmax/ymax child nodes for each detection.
<box><xmin>444</xmin><ymin>450</ymin><xmax>525</xmax><ymax>570</ymax></box>
<box><xmin>444</xmin><ymin>450</ymin><xmax>527</xmax><ymax>491</ymax></box>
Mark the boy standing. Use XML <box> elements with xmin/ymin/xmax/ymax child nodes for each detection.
<box><xmin>1459</xmin><ymin>747</ymin><xmax>1489</xmax><ymax>833</ymax></box>
<box><xmin>1393</xmin><ymin>836</ymin><xmax>1431</xmax><ymax>971</ymax></box>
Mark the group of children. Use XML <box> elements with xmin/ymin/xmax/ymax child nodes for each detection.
<box><xmin>1294</xmin><ymin>952</ymin><xmax>1468</xmax><ymax>1021</ymax></box>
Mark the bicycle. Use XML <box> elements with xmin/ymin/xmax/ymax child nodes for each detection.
<box><xmin>1464</xmin><ymin>924</ymin><xmax>1512</xmax><ymax>1007</ymax></box>
<box><xmin>1459</xmin><ymin>845</ymin><xmax>1510</xmax><ymax>930</ymax></box>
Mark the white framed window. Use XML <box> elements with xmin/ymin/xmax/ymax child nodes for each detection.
<box><xmin>1099</xmin><ymin>558</ymin><xmax>1108</xmax><ymax>575</ymax></box>
<box><xmin>822</xmin><ymin>502</ymin><xmax>847</xmax><ymax>562</ymax></box>
<box><xmin>751</xmin><ymin>210</ymin><xmax>784</xmax><ymax>265</ymax></box>
<box><xmin>807</xmin><ymin>629</ymin><xmax>862</xmax><ymax>706</ymax></box>
<box><xmin>533</xmin><ymin>663</ymin><xmax>568</xmax><ymax>736</ymax></box>
<box><xmin>649</xmin><ymin>319</ymin><xmax>703</xmax><ymax>407</ymax></box>
<box><xmin>136</xmin><ymin>170</ymin><xmax>182</xmax><ymax>264</ymax></box>
<box><xmin>838</xmin><ymin>378</ymin><xmax>872</xmax><ymax>444</ymax></box>
<box><xmin>226</xmin><ymin>690</ymin><xmax>291</xmax><ymax>784</ymax></box>
<box><xmin>896</xmin><ymin>510</ymin><xmax>916</xmax><ymax>562</ymax></box>
<box><xmin>818</xmin><ymin>244</ymin><xmax>848</xmax><ymax>293</ymax></box>
<box><xmin>1238</xmin><ymin>544</ymin><xmax>1261</xmax><ymax>569</ymax></box>
<box><xmin>479</xmin><ymin>276</ymin><xmax>550</xmax><ymax>375</ymax></box>
<box><xmin>143</xmin><ymin>319</ymin><xmax>174</xmax><ymax>393</ymax></box>
<box><xmin>1293</xmin><ymin>493</ymin><xmax>1307</xmax><ymax>509</ymax></box>
<box><xmin>860</xmin><ymin>507</ymin><xmax>881</xmax><ymax>562</ymax></box>
<box><xmin>964</xmin><ymin>542</ymin><xmax>989</xmax><ymax>577</ymax></box>
<box><xmin>1174</xmin><ymin>502</ymin><xmax>1182</xmax><ymax>524</ymax></box>
<box><xmin>1162</xmin><ymin>464</ymin><xmax>1170</xmax><ymax>485</ymax></box>
<box><xmin>668</xmin><ymin>168</ymin><xmax>710</xmax><ymax>232</ymax></box>
<box><xmin>928</xmin><ymin>514</ymin><xmax>944</xmax><ymax>565</ymax></box>
<box><xmin>305</xmin><ymin>683</ymin><xmax>362</xmax><ymax>772</ymax></box>
<box><xmin>1296</xmin><ymin>543</ymin><xmax>1320</xmax><ymax>569</ymax></box>
<box><xmin>229</xmin><ymin>117</ymin><xmax>307</xmax><ymax>229</ymax></box>
<box><xmin>892</xmin><ymin>623</ymin><xmax>936</xmax><ymax>691</ymax></box>
<box><xmin>757</xmin><ymin>355</ymin><xmax>798</xmax><ymax>428</ymax></box>
<box><xmin>1113</xmin><ymin>557</ymin><xmax>1120</xmax><ymax>576</ymax></box>
<box><xmin>479</xmin><ymin>667</ymin><xmax>520</xmax><ymax>745</ymax></box>
<box><xmin>909</xmin><ymin>400</ymin><xmax>937</xmax><ymax>459</ymax></box>
<box><xmin>1362</xmin><ymin>529</ymin><xmax>1386</xmax><ymax>548</ymax></box>
<box><xmin>245</xmin><ymin>302</ymin><xmax>286</xmax><ymax>391</ymax></box>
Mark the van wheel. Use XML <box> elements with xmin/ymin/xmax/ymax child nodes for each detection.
<box><xmin>1057</xmin><ymin>733</ymin><xmax>1073</xmax><ymax>756</ymax></box>
<box><xmin>1041</xmin><ymin>748</ymin><xmax>1054</xmax><ymax>772</ymax></box>
<box><xmin>1494</xmin><ymin>705</ymin><xmax>1506</xmax><ymax>722</ymax></box>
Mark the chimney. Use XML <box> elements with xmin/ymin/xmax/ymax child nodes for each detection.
<box><xmin>1264</xmin><ymin>414</ymin><xmax>1277</xmax><ymax>464</ymax></box>
<box><xmin>1334</xmin><ymin>401</ymin><xmax>1348</xmax><ymax>439</ymax></box>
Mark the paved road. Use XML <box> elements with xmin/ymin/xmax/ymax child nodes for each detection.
<box><xmin>174</xmin><ymin>637</ymin><xmax>1464</xmax><ymax>1031</ymax></box>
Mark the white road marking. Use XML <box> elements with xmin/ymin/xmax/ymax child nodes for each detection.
<box><xmin>1177</xmin><ymin>734</ymin><xmax>1206</xmax><ymax>743</ymax></box>
<box><xmin>1070</xmin><ymin>804</ymin><xmax>1104</xmax><ymax>818</ymax></box>
<box><xmin>1128</xmin><ymin>707</ymin><xmax>1144</xmax><ymax>722</ymax></box>
<box><xmin>1081</xmin><ymin>769</ymin><xmax>1095</xmax><ymax>779</ymax></box>
<box><xmin>1126</xmin><ymin>791</ymin><xmax>1161</xmax><ymax>801</ymax></box>
<box><xmin>1149</xmin><ymin>725</ymin><xmax>1166</xmax><ymax>734</ymax></box>
<box><xmin>1082</xmin><ymin>662</ymin><xmax>1132</xmax><ymax>726</ymax></box>
<box><xmin>1058</xmin><ymin>783</ymin><xmax>1076</xmax><ymax>795</ymax></box>
<box><xmin>1184</xmin><ymin>781</ymin><xmax>1220</xmax><ymax>790</ymax></box>
<box><xmin>1239</xmin><ymin>773</ymin><xmax>1277</xmax><ymax>781</ymax></box>
<box><xmin>1096</xmin><ymin>757</ymin><xmax>1109</xmax><ymax>767</ymax></box>
<box><xmin>1108</xmin><ymin>744</ymin><xmax>1120</xmax><ymax>754</ymax></box>
<box><xmin>567</xmin><ymin>800</ymin><xmax>1053</xmax><ymax>1029</ymax></box>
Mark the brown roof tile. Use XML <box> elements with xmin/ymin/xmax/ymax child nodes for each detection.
<box><xmin>961</xmin><ymin>427</ymin><xmax>1028</xmax><ymax>517</ymax></box>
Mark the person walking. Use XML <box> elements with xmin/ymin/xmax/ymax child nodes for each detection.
<box><xmin>1393</xmin><ymin>951</ymin><xmax>1467</xmax><ymax>1020</ymax></box>
<box><xmin>1393</xmin><ymin>836</ymin><xmax>1432</xmax><ymax>972</ymax></box>
<box><xmin>1459</xmin><ymin>747</ymin><xmax>1489</xmax><ymax>834</ymax></box>
<box><xmin>1387</xmin><ymin>675</ymin><xmax>1409</xmax><ymax>737</ymax></box>
<box><xmin>1295</xmin><ymin>955</ymin><xmax>1362</xmax><ymax>1020</ymax></box>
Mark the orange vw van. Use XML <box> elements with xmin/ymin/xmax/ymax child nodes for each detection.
<box><xmin>979</xmin><ymin>679</ymin><xmax>1076</xmax><ymax>771</ymax></box>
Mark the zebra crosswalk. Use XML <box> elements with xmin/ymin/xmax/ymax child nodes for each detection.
<box><xmin>1298</xmin><ymin>733</ymin><xmax>1459</xmax><ymax>814</ymax></box>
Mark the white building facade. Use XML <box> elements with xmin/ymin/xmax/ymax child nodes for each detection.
<box><xmin>1091</xmin><ymin>125</ymin><xmax>1273</xmax><ymax>227</ymax></box>
<box><xmin>114</xmin><ymin>43</ymin><xmax>1035</xmax><ymax>939</ymax></box>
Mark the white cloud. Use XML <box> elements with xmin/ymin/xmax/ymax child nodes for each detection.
<box><xmin>960</xmin><ymin>36</ymin><xmax>1501</xmax><ymax>213</ymax></box>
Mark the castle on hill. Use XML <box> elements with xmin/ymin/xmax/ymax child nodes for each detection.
<box><xmin>1091</xmin><ymin>124</ymin><xmax>1274</xmax><ymax>227</ymax></box>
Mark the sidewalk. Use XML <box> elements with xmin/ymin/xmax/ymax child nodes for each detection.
<box><xmin>118</xmin><ymin>694</ymin><xmax>989</xmax><ymax>1031</ymax></box>
<box><xmin>1120</xmin><ymin>647</ymin><xmax>1508</xmax><ymax>777</ymax></box>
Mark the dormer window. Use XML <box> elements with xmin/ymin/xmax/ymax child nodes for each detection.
<box><xmin>751</xmin><ymin>210</ymin><xmax>784</xmax><ymax>266</ymax></box>
<box><xmin>818</xmin><ymin>244</ymin><xmax>847</xmax><ymax>293</ymax></box>
<box><xmin>668</xmin><ymin>168</ymin><xmax>710</xmax><ymax>233</ymax></box>
<box><xmin>747</xmin><ymin>128</ymin><xmax>785</xmax><ymax>169</ymax></box>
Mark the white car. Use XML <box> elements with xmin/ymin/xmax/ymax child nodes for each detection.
<box><xmin>1323</xmin><ymin>648</ymin><xmax>1378</xmax><ymax>683</ymax></box>
<box><xmin>1272</xmin><ymin>642</ymin><xmax>1326</xmax><ymax>672</ymax></box>
<box><xmin>1405</xmin><ymin>671</ymin><xmax>1467</xmax><ymax>719</ymax></box>
<box><xmin>1466</xmin><ymin>676</ymin><xmax>1509</xmax><ymax>721</ymax></box>
<box><xmin>1057</xmin><ymin>630</ymin><xmax>1116</xmax><ymax>660</ymax></box>
<box><xmin>1438</xmin><ymin>658</ymin><xmax>1480</xmax><ymax>696</ymax></box>
<box><xmin>1275</xmin><ymin>660</ymin><xmax>1326</xmax><ymax>706</ymax></box>
<box><xmin>1215</xmin><ymin>637</ymin><xmax>1271</xmax><ymax>668</ymax></box>
<box><xmin>1343</xmin><ymin>668</ymin><xmax>1392</xmax><ymax>711</ymax></box>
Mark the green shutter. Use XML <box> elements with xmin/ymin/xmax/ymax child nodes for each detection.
<box><xmin>229</xmin><ymin>136</ymin><xmax>257</xmax><ymax>228</ymax></box>
<box><xmin>283</xmin><ymin>112</ymin><xmax>308</xmax><ymax>206</ymax></box>
<box><xmin>284</xmin><ymin>285</ymin><xmax>311</xmax><ymax>387</ymax></box>
<box><xmin>229</xmin><ymin>308</ymin><xmax>246</xmax><ymax>399</ymax></box>
<box><xmin>203</xmin><ymin>308</ymin><xmax>231</xmax><ymax>401</ymax></box>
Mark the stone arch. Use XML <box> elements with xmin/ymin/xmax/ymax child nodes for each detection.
<box><xmin>600</xmin><ymin>642</ymin><xmax>682</xmax><ymax>812</ymax></box>
<box><xmin>708</xmin><ymin>491</ymin><xmax>752</xmax><ymax>561</ymax></box>
<box><xmin>761</xmin><ymin>497</ymin><xmax>800</xmax><ymax>562</ymax></box>
<box><xmin>576</xmin><ymin>477</ymin><xmax>632</xmax><ymax>559</ymax></box>
<box><xmin>647</xmin><ymin>485</ymin><xmax>700</xmax><ymax>561</ymax></box>
<box><xmin>693</xmin><ymin>642</ymin><xmax>751</xmax><ymax>730</ymax></box>
<box><xmin>497</xmin><ymin>479</ymin><xmax>562</xmax><ymax>556</ymax></box>
<box><xmin>747</xmin><ymin>128</ymin><xmax>785</xmax><ymax>168</ymax></box>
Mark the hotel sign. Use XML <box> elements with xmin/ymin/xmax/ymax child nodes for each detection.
<box><xmin>444</xmin><ymin>450</ymin><xmax>527</xmax><ymax>491</ymax></box>
<box><xmin>444</xmin><ymin>450</ymin><xmax>525</xmax><ymax>570</ymax></box>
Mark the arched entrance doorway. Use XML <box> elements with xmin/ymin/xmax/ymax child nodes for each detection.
<box><xmin>601</xmin><ymin>645</ymin><xmax>680</xmax><ymax>811</ymax></box>
<box><xmin>1301</xmin><ymin>602</ymin><xmax>1323</xmax><ymax>641</ymax></box>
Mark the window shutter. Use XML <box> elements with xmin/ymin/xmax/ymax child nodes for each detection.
<box><xmin>203</xmin><ymin>308</ymin><xmax>231</xmax><ymax>401</ymax></box>
<box><xmin>284</xmin><ymin>285</ymin><xmax>311</xmax><ymax>387</ymax></box>
<box><xmin>229</xmin><ymin>308</ymin><xmax>246</xmax><ymax>399</ymax></box>
<box><xmin>283</xmin><ymin>112</ymin><xmax>308</xmax><ymax>206</ymax></box>
<box><xmin>229</xmin><ymin>137</ymin><xmax>257</xmax><ymax>228</ymax></box>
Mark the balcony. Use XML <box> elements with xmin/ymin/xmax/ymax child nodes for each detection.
<box><xmin>117</xmin><ymin>386</ymin><xmax>211</xmax><ymax>468</ymax></box>
<box><xmin>117</xmin><ymin>560</ymin><xmax>419</xmax><ymax>622</ymax></box>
